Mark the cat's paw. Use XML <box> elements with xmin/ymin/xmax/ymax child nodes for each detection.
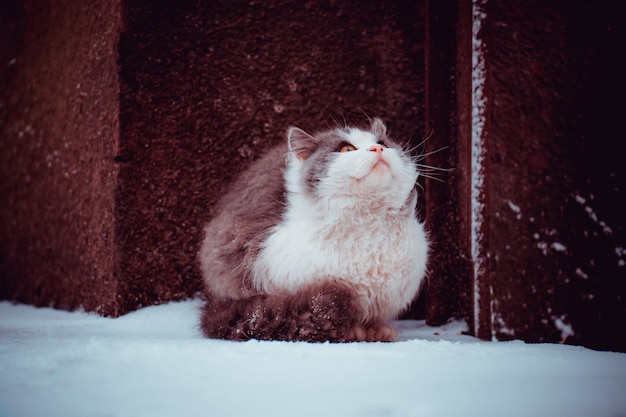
<box><xmin>364</xmin><ymin>322</ymin><xmax>398</xmax><ymax>342</ymax></box>
<box><xmin>345</xmin><ymin>325</ymin><xmax>367</xmax><ymax>342</ymax></box>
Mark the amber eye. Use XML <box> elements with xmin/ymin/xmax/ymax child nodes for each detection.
<box><xmin>338</xmin><ymin>144</ymin><xmax>357</xmax><ymax>153</ymax></box>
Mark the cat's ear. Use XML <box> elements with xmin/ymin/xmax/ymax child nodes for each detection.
<box><xmin>287</xmin><ymin>127</ymin><xmax>315</xmax><ymax>161</ymax></box>
<box><xmin>370</xmin><ymin>117</ymin><xmax>387</xmax><ymax>138</ymax></box>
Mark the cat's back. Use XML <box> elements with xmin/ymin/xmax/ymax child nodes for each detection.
<box><xmin>199</xmin><ymin>142</ymin><xmax>288</xmax><ymax>298</ymax></box>
<box><xmin>212</xmin><ymin>142</ymin><xmax>288</xmax><ymax>220</ymax></box>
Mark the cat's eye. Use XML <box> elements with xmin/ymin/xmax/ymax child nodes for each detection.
<box><xmin>338</xmin><ymin>144</ymin><xmax>357</xmax><ymax>153</ymax></box>
<box><xmin>377</xmin><ymin>140</ymin><xmax>388</xmax><ymax>148</ymax></box>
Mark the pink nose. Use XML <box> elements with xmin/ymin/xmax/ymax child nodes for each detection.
<box><xmin>370</xmin><ymin>145</ymin><xmax>384</xmax><ymax>155</ymax></box>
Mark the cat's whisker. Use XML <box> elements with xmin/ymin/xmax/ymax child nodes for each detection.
<box><xmin>358</xmin><ymin>108</ymin><xmax>373</xmax><ymax>125</ymax></box>
<box><xmin>402</xmin><ymin>140</ymin><xmax>426</xmax><ymax>155</ymax></box>
<box><xmin>330</xmin><ymin>113</ymin><xmax>349</xmax><ymax>131</ymax></box>
<box><xmin>419</xmin><ymin>173</ymin><xmax>447</xmax><ymax>184</ymax></box>
<box><xmin>415</xmin><ymin>161</ymin><xmax>452</xmax><ymax>184</ymax></box>
<box><xmin>402</xmin><ymin>144</ymin><xmax>424</xmax><ymax>156</ymax></box>
<box><xmin>413</xmin><ymin>146</ymin><xmax>450</xmax><ymax>162</ymax></box>
<box><xmin>415</xmin><ymin>163</ymin><xmax>452</xmax><ymax>172</ymax></box>
<box><xmin>402</xmin><ymin>129</ymin><xmax>435</xmax><ymax>154</ymax></box>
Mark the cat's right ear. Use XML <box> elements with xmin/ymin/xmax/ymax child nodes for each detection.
<box><xmin>287</xmin><ymin>127</ymin><xmax>315</xmax><ymax>161</ymax></box>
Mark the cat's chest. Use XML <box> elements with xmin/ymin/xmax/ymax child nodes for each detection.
<box><xmin>251</xmin><ymin>201</ymin><xmax>420</xmax><ymax>294</ymax></box>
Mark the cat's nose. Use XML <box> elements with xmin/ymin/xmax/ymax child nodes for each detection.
<box><xmin>369</xmin><ymin>144</ymin><xmax>384</xmax><ymax>155</ymax></box>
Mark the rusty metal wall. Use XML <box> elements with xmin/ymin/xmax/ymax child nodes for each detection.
<box><xmin>483</xmin><ymin>0</ymin><xmax>624</xmax><ymax>350</ymax></box>
<box><xmin>115</xmin><ymin>0</ymin><xmax>429</xmax><ymax>313</ymax></box>
<box><xmin>0</xmin><ymin>0</ymin><xmax>121</xmax><ymax>315</ymax></box>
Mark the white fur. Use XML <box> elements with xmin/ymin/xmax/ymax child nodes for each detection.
<box><xmin>252</xmin><ymin>127</ymin><xmax>429</xmax><ymax>321</ymax></box>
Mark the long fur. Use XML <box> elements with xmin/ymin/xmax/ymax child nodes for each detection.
<box><xmin>198</xmin><ymin>119</ymin><xmax>428</xmax><ymax>342</ymax></box>
<box><xmin>201</xmin><ymin>281</ymin><xmax>364</xmax><ymax>342</ymax></box>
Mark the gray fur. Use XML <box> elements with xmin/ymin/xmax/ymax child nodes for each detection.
<box><xmin>198</xmin><ymin>119</ymin><xmax>420</xmax><ymax>342</ymax></box>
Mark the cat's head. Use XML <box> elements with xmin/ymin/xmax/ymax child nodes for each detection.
<box><xmin>285</xmin><ymin>118</ymin><xmax>418</xmax><ymax>211</ymax></box>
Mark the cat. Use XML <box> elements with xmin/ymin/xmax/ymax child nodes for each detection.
<box><xmin>198</xmin><ymin>118</ymin><xmax>429</xmax><ymax>342</ymax></box>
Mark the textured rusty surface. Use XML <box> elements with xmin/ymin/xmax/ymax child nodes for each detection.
<box><xmin>483</xmin><ymin>1</ymin><xmax>625</xmax><ymax>350</ymax></box>
<box><xmin>0</xmin><ymin>1</ymin><xmax>121</xmax><ymax>315</ymax></box>
<box><xmin>116</xmin><ymin>0</ymin><xmax>428</xmax><ymax>314</ymax></box>
<box><xmin>423</xmin><ymin>0</ymin><xmax>473</xmax><ymax>326</ymax></box>
<box><xmin>0</xmin><ymin>1</ymin><xmax>429</xmax><ymax>317</ymax></box>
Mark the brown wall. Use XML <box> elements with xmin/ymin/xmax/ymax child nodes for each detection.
<box><xmin>481</xmin><ymin>0</ymin><xmax>625</xmax><ymax>350</ymax></box>
<box><xmin>425</xmin><ymin>0</ymin><xmax>625</xmax><ymax>350</ymax></box>
<box><xmin>115</xmin><ymin>0</ymin><xmax>428</xmax><ymax>313</ymax></box>
<box><xmin>1</xmin><ymin>0</ymin><xmax>121</xmax><ymax>315</ymax></box>
<box><xmin>1</xmin><ymin>1</ymin><xmax>431</xmax><ymax>316</ymax></box>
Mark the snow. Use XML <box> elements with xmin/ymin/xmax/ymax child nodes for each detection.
<box><xmin>471</xmin><ymin>0</ymin><xmax>489</xmax><ymax>338</ymax></box>
<box><xmin>552</xmin><ymin>316</ymin><xmax>575</xmax><ymax>341</ymax></box>
<box><xmin>1</xmin><ymin>300</ymin><xmax>626</xmax><ymax>417</ymax></box>
<box><xmin>507</xmin><ymin>200</ymin><xmax>521</xmax><ymax>215</ymax></box>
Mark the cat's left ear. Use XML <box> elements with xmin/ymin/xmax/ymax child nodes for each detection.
<box><xmin>371</xmin><ymin>118</ymin><xmax>387</xmax><ymax>139</ymax></box>
<box><xmin>287</xmin><ymin>127</ymin><xmax>315</xmax><ymax>161</ymax></box>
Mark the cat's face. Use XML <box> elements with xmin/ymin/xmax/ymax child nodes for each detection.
<box><xmin>286</xmin><ymin>119</ymin><xmax>418</xmax><ymax>210</ymax></box>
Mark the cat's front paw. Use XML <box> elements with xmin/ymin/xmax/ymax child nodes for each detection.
<box><xmin>364</xmin><ymin>322</ymin><xmax>398</xmax><ymax>342</ymax></box>
<box><xmin>345</xmin><ymin>325</ymin><xmax>367</xmax><ymax>342</ymax></box>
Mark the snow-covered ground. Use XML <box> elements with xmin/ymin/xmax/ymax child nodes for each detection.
<box><xmin>1</xmin><ymin>300</ymin><xmax>625</xmax><ymax>417</ymax></box>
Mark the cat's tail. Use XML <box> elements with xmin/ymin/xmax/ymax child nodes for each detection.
<box><xmin>200</xmin><ymin>281</ymin><xmax>366</xmax><ymax>342</ymax></box>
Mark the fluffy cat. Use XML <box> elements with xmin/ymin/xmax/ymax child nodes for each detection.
<box><xmin>198</xmin><ymin>118</ymin><xmax>428</xmax><ymax>342</ymax></box>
